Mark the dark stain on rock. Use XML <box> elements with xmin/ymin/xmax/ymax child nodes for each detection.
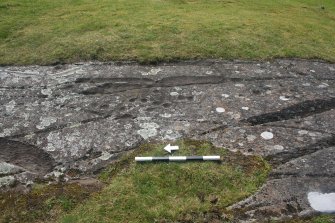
<box><xmin>162</xmin><ymin>103</ymin><xmax>171</xmax><ymax>108</ymax></box>
<box><xmin>156</xmin><ymin>76</ymin><xmax>292</xmax><ymax>87</ymax></box>
<box><xmin>145</xmin><ymin>107</ymin><xmax>156</xmax><ymax>112</ymax></box>
<box><xmin>266</xmin><ymin>135</ymin><xmax>335</xmax><ymax>166</ymax></box>
<box><xmin>157</xmin><ymin>76</ymin><xmax>226</xmax><ymax>87</ymax></box>
<box><xmin>199</xmin><ymin>125</ymin><xmax>228</xmax><ymax>136</ymax></box>
<box><xmin>244</xmin><ymin>98</ymin><xmax>335</xmax><ymax>125</ymax></box>
<box><xmin>186</xmin><ymin>96</ymin><xmax>194</xmax><ymax>101</ymax></box>
<box><xmin>114</xmin><ymin>113</ymin><xmax>135</xmax><ymax>120</ymax></box>
<box><xmin>140</xmin><ymin>98</ymin><xmax>148</xmax><ymax>103</ymax></box>
<box><xmin>78</xmin><ymin>78</ymin><xmax>155</xmax><ymax>95</ymax></box>
<box><xmin>99</xmin><ymin>104</ymin><xmax>109</xmax><ymax>109</ymax></box>
<box><xmin>152</xmin><ymin>101</ymin><xmax>162</xmax><ymax>105</ymax></box>
<box><xmin>78</xmin><ymin>75</ymin><xmax>296</xmax><ymax>95</ymax></box>
<box><xmin>75</xmin><ymin>77</ymin><xmax>153</xmax><ymax>84</ymax></box>
<box><xmin>0</xmin><ymin>138</ymin><xmax>55</xmax><ymax>175</ymax></box>
<box><xmin>177</xmin><ymin>95</ymin><xmax>186</xmax><ymax>100</ymax></box>
<box><xmin>176</xmin><ymin>95</ymin><xmax>194</xmax><ymax>101</ymax></box>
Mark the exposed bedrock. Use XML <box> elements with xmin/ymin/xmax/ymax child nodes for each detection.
<box><xmin>0</xmin><ymin>59</ymin><xmax>334</xmax><ymax>220</ymax></box>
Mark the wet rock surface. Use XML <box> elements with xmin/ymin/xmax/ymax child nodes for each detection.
<box><xmin>0</xmin><ymin>59</ymin><xmax>334</xmax><ymax>221</ymax></box>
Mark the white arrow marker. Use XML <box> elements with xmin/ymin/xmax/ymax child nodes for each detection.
<box><xmin>163</xmin><ymin>144</ymin><xmax>179</xmax><ymax>153</ymax></box>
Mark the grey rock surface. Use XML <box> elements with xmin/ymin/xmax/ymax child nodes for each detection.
<box><xmin>0</xmin><ymin>59</ymin><xmax>334</xmax><ymax>221</ymax></box>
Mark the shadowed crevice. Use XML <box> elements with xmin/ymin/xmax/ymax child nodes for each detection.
<box><xmin>243</xmin><ymin>98</ymin><xmax>335</xmax><ymax>125</ymax></box>
<box><xmin>78</xmin><ymin>75</ymin><xmax>297</xmax><ymax>95</ymax></box>
<box><xmin>265</xmin><ymin>135</ymin><xmax>335</xmax><ymax>166</ymax></box>
<box><xmin>0</xmin><ymin>138</ymin><xmax>55</xmax><ymax>175</ymax></box>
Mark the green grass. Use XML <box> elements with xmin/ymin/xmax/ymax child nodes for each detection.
<box><xmin>311</xmin><ymin>215</ymin><xmax>335</xmax><ymax>223</ymax></box>
<box><xmin>0</xmin><ymin>183</ymin><xmax>101</xmax><ymax>223</ymax></box>
<box><xmin>286</xmin><ymin>215</ymin><xmax>335</xmax><ymax>223</ymax></box>
<box><xmin>60</xmin><ymin>140</ymin><xmax>270</xmax><ymax>223</ymax></box>
<box><xmin>0</xmin><ymin>0</ymin><xmax>335</xmax><ymax>65</ymax></box>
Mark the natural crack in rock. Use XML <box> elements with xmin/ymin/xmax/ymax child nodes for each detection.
<box><xmin>0</xmin><ymin>59</ymin><xmax>334</xmax><ymax>220</ymax></box>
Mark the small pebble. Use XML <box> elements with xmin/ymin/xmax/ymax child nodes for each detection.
<box><xmin>279</xmin><ymin>96</ymin><xmax>290</xmax><ymax>101</ymax></box>
<box><xmin>318</xmin><ymin>83</ymin><xmax>329</xmax><ymax>88</ymax></box>
<box><xmin>261</xmin><ymin>131</ymin><xmax>273</xmax><ymax>140</ymax></box>
<box><xmin>235</xmin><ymin>84</ymin><xmax>245</xmax><ymax>88</ymax></box>
<box><xmin>222</xmin><ymin>94</ymin><xmax>230</xmax><ymax>98</ymax></box>
<box><xmin>273</xmin><ymin>145</ymin><xmax>284</xmax><ymax>150</ymax></box>
<box><xmin>298</xmin><ymin>130</ymin><xmax>308</xmax><ymax>135</ymax></box>
<box><xmin>242</xmin><ymin>107</ymin><xmax>249</xmax><ymax>110</ymax></box>
<box><xmin>170</xmin><ymin>92</ymin><xmax>179</xmax><ymax>96</ymax></box>
<box><xmin>160</xmin><ymin>113</ymin><xmax>172</xmax><ymax>118</ymax></box>
<box><xmin>216</xmin><ymin>107</ymin><xmax>225</xmax><ymax>113</ymax></box>
<box><xmin>308</xmin><ymin>132</ymin><xmax>317</xmax><ymax>137</ymax></box>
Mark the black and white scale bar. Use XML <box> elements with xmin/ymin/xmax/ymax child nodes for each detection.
<box><xmin>135</xmin><ymin>156</ymin><xmax>220</xmax><ymax>162</ymax></box>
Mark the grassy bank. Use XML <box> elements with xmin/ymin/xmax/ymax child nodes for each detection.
<box><xmin>0</xmin><ymin>182</ymin><xmax>102</xmax><ymax>223</ymax></box>
<box><xmin>60</xmin><ymin>140</ymin><xmax>270</xmax><ymax>222</ymax></box>
<box><xmin>0</xmin><ymin>0</ymin><xmax>335</xmax><ymax>65</ymax></box>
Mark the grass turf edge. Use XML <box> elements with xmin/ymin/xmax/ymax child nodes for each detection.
<box><xmin>61</xmin><ymin>139</ymin><xmax>271</xmax><ymax>222</ymax></box>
